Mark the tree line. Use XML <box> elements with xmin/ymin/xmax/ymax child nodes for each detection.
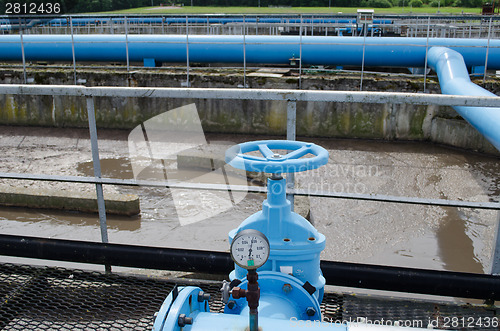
<box><xmin>0</xmin><ymin>0</ymin><xmax>487</xmax><ymax>15</ymax></box>
<box><xmin>179</xmin><ymin>0</ymin><xmax>485</xmax><ymax>7</ymax></box>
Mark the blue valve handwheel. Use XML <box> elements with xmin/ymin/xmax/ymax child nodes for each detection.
<box><xmin>225</xmin><ymin>140</ymin><xmax>329</xmax><ymax>174</ymax></box>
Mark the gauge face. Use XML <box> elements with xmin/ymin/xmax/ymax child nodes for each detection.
<box><xmin>230</xmin><ymin>229</ymin><xmax>270</xmax><ymax>270</ymax></box>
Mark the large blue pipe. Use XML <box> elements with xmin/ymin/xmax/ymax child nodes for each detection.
<box><xmin>1</xmin><ymin>17</ymin><xmax>394</xmax><ymax>29</ymax></box>
<box><xmin>1</xmin><ymin>35</ymin><xmax>500</xmax><ymax>69</ymax></box>
<box><xmin>0</xmin><ymin>34</ymin><xmax>498</xmax><ymax>150</ymax></box>
<box><xmin>46</xmin><ymin>17</ymin><xmax>355</xmax><ymax>25</ymax></box>
<box><xmin>44</xmin><ymin>17</ymin><xmax>390</xmax><ymax>26</ymax></box>
<box><xmin>428</xmin><ymin>47</ymin><xmax>500</xmax><ymax>152</ymax></box>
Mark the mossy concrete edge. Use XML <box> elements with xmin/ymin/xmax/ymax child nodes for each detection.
<box><xmin>0</xmin><ymin>185</ymin><xmax>140</xmax><ymax>216</ymax></box>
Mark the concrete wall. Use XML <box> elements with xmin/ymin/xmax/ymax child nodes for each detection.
<box><xmin>0</xmin><ymin>67</ymin><xmax>498</xmax><ymax>156</ymax></box>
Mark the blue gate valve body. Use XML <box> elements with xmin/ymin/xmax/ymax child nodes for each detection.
<box><xmin>153</xmin><ymin>140</ymin><xmax>332</xmax><ymax>331</ymax></box>
<box><xmin>153</xmin><ymin>140</ymin><xmax>441</xmax><ymax>330</ymax></box>
<box><xmin>225</xmin><ymin>140</ymin><xmax>329</xmax><ymax>303</ymax></box>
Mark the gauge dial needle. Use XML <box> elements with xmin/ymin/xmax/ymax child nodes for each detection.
<box><xmin>248</xmin><ymin>237</ymin><xmax>254</xmax><ymax>258</ymax></box>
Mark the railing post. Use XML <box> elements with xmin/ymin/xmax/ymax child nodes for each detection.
<box><xmin>299</xmin><ymin>14</ymin><xmax>303</xmax><ymax>90</ymax></box>
<box><xmin>20</xmin><ymin>19</ymin><xmax>27</xmax><ymax>84</ymax></box>
<box><xmin>424</xmin><ymin>16</ymin><xmax>430</xmax><ymax>92</ymax></box>
<box><xmin>70</xmin><ymin>16</ymin><xmax>77</xmax><ymax>85</ymax></box>
<box><xmin>125</xmin><ymin>16</ymin><xmax>130</xmax><ymax>74</ymax></box>
<box><xmin>286</xmin><ymin>100</ymin><xmax>297</xmax><ymax>210</ymax></box>
<box><xmin>243</xmin><ymin>15</ymin><xmax>247</xmax><ymax>88</ymax></box>
<box><xmin>490</xmin><ymin>210</ymin><xmax>500</xmax><ymax>275</ymax></box>
<box><xmin>86</xmin><ymin>96</ymin><xmax>111</xmax><ymax>273</ymax></box>
<box><xmin>186</xmin><ymin>15</ymin><xmax>190</xmax><ymax>87</ymax></box>
<box><xmin>360</xmin><ymin>20</ymin><xmax>367</xmax><ymax>91</ymax></box>
<box><xmin>483</xmin><ymin>16</ymin><xmax>493</xmax><ymax>85</ymax></box>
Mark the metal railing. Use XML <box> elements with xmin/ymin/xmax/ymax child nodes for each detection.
<box><xmin>4</xmin><ymin>14</ymin><xmax>500</xmax><ymax>89</ymax></box>
<box><xmin>6</xmin><ymin>14</ymin><xmax>500</xmax><ymax>37</ymax></box>
<box><xmin>0</xmin><ymin>84</ymin><xmax>499</xmax><ymax>274</ymax></box>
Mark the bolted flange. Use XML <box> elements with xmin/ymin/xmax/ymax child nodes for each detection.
<box><xmin>178</xmin><ymin>314</ymin><xmax>193</xmax><ymax>327</ymax></box>
<box><xmin>198</xmin><ymin>291</ymin><xmax>211</xmax><ymax>302</ymax></box>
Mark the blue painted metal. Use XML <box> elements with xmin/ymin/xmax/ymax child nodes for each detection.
<box><xmin>153</xmin><ymin>140</ymin><xmax>436</xmax><ymax>330</ymax></box>
<box><xmin>471</xmin><ymin>65</ymin><xmax>485</xmax><ymax>75</ymax></box>
<box><xmin>2</xmin><ymin>34</ymin><xmax>492</xmax><ymax>150</ymax></box>
<box><xmin>224</xmin><ymin>271</ymin><xmax>321</xmax><ymax>320</ymax></box>
<box><xmin>156</xmin><ymin>308</ymin><xmax>347</xmax><ymax>330</ymax></box>
<box><xmin>225</xmin><ymin>140</ymin><xmax>329</xmax><ymax>174</ymax></box>
<box><xmin>153</xmin><ymin>286</ymin><xmax>210</xmax><ymax>331</ymax></box>
<box><xmin>143</xmin><ymin>58</ymin><xmax>158</xmax><ymax>67</ymax></box>
<box><xmin>428</xmin><ymin>46</ymin><xmax>500</xmax><ymax>152</ymax></box>
<box><xmin>42</xmin><ymin>17</ymin><xmax>376</xmax><ymax>27</ymax></box>
<box><xmin>227</xmin><ymin>140</ymin><xmax>328</xmax><ymax>302</ymax></box>
<box><xmin>228</xmin><ymin>177</ymin><xmax>326</xmax><ymax>301</ymax></box>
<box><xmin>153</xmin><ymin>141</ymin><xmax>335</xmax><ymax>330</ymax></box>
<box><xmin>1</xmin><ymin>35</ymin><xmax>500</xmax><ymax>69</ymax></box>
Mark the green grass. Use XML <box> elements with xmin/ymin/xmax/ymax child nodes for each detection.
<box><xmin>102</xmin><ymin>5</ymin><xmax>482</xmax><ymax>15</ymax></box>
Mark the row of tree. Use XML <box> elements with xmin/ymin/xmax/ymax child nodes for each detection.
<box><xmin>0</xmin><ymin>0</ymin><xmax>488</xmax><ymax>15</ymax></box>
<box><xmin>171</xmin><ymin>0</ymin><xmax>485</xmax><ymax>7</ymax></box>
<box><xmin>175</xmin><ymin>0</ymin><xmax>485</xmax><ymax>8</ymax></box>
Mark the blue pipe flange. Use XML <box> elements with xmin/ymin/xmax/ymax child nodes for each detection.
<box><xmin>225</xmin><ymin>140</ymin><xmax>329</xmax><ymax>174</ymax></box>
<box><xmin>153</xmin><ymin>286</ymin><xmax>210</xmax><ymax>331</ymax></box>
<box><xmin>224</xmin><ymin>271</ymin><xmax>322</xmax><ymax>321</ymax></box>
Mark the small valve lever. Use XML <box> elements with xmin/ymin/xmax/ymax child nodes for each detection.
<box><xmin>230</xmin><ymin>286</ymin><xmax>247</xmax><ymax>299</ymax></box>
<box><xmin>221</xmin><ymin>279</ymin><xmax>242</xmax><ymax>305</ymax></box>
<box><xmin>220</xmin><ymin>280</ymin><xmax>231</xmax><ymax>304</ymax></box>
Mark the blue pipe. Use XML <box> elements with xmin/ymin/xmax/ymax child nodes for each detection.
<box><xmin>1</xmin><ymin>35</ymin><xmax>500</xmax><ymax>69</ymax></box>
<box><xmin>43</xmin><ymin>17</ymin><xmax>378</xmax><ymax>27</ymax></box>
<box><xmin>428</xmin><ymin>47</ymin><xmax>500</xmax><ymax>152</ymax></box>
<box><xmin>0</xmin><ymin>34</ymin><xmax>498</xmax><ymax>150</ymax></box>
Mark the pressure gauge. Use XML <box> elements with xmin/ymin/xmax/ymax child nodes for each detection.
<box><xmin>230</xmin><ymin>229</ymin><xmax>270</xmax><ymax>270</ymax></box>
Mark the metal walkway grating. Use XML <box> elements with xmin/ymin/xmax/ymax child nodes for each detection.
<box><xmin>0</xmin><ymin>263</ymin><xmax>497</xmax><ymax>330</ymax></box>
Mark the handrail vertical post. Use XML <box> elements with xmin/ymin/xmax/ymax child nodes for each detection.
<box><xmin>483</xmin><ymin>16</ymin><xmax>493</xmax><ymax>85</ymax></box>
<box><xmin>86</xmin><ymin>96</ymin><xmax>111</xmax><ymax>273</ymax></box>
<box><xmin>299</xmin><ymin>14</ymin><xmax>303</xmax><ymax>90</ymax></box>
<box><xmin>490</xmin><ymin>209</ymin><xmax>500</xmax><ymax>275</ymax></box>
<box><xmin>286</xmin><ymin>100</ymin><xmax>297</xmax><ymax>210</ymax></box>
<box><xmin>424</xmin><ymin>16</ymin><xmax>430</xmax><ymax>92</ymax></box>
<box><xmin>70</xmin><ymin>16</ymin><xmax>77</xmax><ymax>85</ymax></box>
<box><xmin>20</xmin><ymin>19</ymin><xmax>27</xmax><ymax>85</ymax></box>
<box><xmin>125</xmin><ymin>16</ymin><xmax>130</xmax><ymax>74</ymax></box>
<box><xmin>186</xmin><ymin>15</ymin><xmax>190</xmax><ymax>87</ymax></box>
<box><xmin>360</xmin><ymin>20</ymin><xmax>367</xmax><ymax>91</ymax></box>
<box><xmin>243</xmin><ymin>15</ymin><xmax>247</xmax><ymax>88</ymax></box>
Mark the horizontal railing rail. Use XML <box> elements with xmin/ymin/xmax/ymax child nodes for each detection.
<box><xmin>0</xmin><ymin>172</ymin><xmax>498</xmax><ymax>210</ymax></box>
<box><xmin>2</xmin><ymin>84</ymin><xmax>500</xmax><ymax>106</ymax></box>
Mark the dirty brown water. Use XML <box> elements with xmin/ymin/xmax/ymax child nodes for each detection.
<box><xmin>0</xmin><ymin>126</ymin><xmax>499</xmax><ymax>296</ymax></box>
